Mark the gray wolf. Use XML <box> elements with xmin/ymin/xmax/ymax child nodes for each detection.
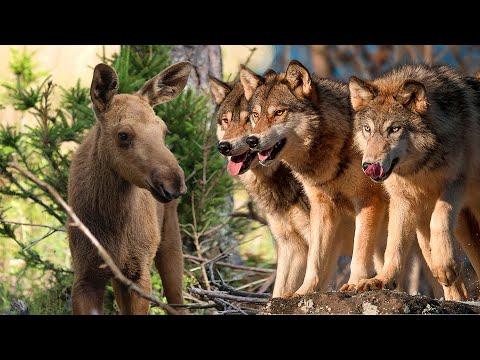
<box><xmin>242</xmin><ymin>61</ymin><xmax>389</xmax><ymax>296</ymax></box>
<box><xmin>350</xmin><ymin>63</ymin><xmax>480</xmax><ymax>300</ymax></box>
<box><xmin>209</xmin><ymin>70</ymin><xmax>355</xmax><ymax>297</ymax></box>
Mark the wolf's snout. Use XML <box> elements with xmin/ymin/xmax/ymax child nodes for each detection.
<box><xmin>246</xmin><ymin>136</ymin><xmax>259</xmax><ymax>148</ymax></box>
<box><xmin>362</xmin><ymin>162</ymin><xmax>384</xmax><ymax>179</ymax></box>
<box><xmin>217</xmin><ymin>141</ymin><xmax>232</xmax><ymax>155</ymax></box>
<box><xmin>362</xmin><ymin>162</ymin><xmax>371</xmax><ymax>171</ymax></box>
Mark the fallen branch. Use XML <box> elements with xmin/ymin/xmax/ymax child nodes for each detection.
<box><xmin>184</xmin><ymin>254</ymin><xmax>275</xmax><ymax>274</ymax></box>
<box><xmin>165</xmin><ymin>303</ymin><xmax>217</xmax><ymax>310</ymax></box>
<box><xmin>208</xmin><ymin>254</ymin><xmax>270</xmax><ymax>299</ymax></box>
<box><xmin>189</xmin><ymin>287</ymin><xmax>268</xmax><ymax>304</ymax></box>
<box><xmin>8</xmin><ymin>155</ymin><xmax>179</xmax><ymax>315</ymax></box>
<box><xmin>257</xmin><ymin>273</ymin><xmax>276</xmax><ymax>294</ymax></box>
<box><xmin>213</xmin><ymin>298</ymin><xmax>248</xmax><ymax>315</ymax></box>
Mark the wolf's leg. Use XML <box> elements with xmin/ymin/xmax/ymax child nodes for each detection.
<box><xmin>291</xmin><ymin>191</ymin><xmax>340</xmax><ymax>296</ymax></box>
<box><xmin>357</xmin><ymin>196</ymin><xmax>416</xmax><ymax>292</ymax></box>
<box><xmin>340</xmin><ymin>195</ymin><xmax>385</xmax><ymax>291</ymax></box>
<box><xmin>273</xmin><ymin>232</ymin><xmax>308</xmax><ymax>298</ymax></box>
<box><xmin>456</xmin><ymin>207</ymin><xmax>480</xmax><ymax>285</ymax></box>
<box><xmin>429</xmin><ymin>179</ymin><xmax>465</xmax><ymax>288</ymax></box>
<box><xmin>373</xmin><ymin>214</ymin><xmax>388</xmax><ymax>274</ymax></box>
<box><xmin>416</xmin><ymin>215</ymin><xmax>466</xmax><ymax>300</ymax></box>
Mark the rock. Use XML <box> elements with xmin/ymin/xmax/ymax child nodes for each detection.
<box><xmin>261</xmin><ymin>290</ymin><xmax>480</xmax><ymax>314</ymax></box>
<box><xmin>8</xmin><ymin>299</ymin><xmax>29</xmax><ymax>315</ymax></box>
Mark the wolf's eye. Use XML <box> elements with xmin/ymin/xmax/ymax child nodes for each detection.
<box><xmin>222</xmin><ymin>117</ymin><xmax>228</xmax><ymax>124</ymax></box>
<box><xmin>363</xmin><ymin>124</ymin><xmax>371</xmax><ymax>133</ymax></box>
<box><xmin>275</xmin><ymin>109</ymin><xmax>285</xmax><ymax>116</ymax></box>
<box><xmin>252</xmin><ymin>111</ymin><xmax>259</xmax><ymax>118</ymax></box>
<box><xmin>390</xmin><ymin>126</ymin><xmax>401</xmax><ymax>133</ymax></box>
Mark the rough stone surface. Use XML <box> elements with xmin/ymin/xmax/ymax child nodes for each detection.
<box><xmin>261</xmin><ymin>290</ymin><xmax>480</xmax><ymax>314</ymax></box>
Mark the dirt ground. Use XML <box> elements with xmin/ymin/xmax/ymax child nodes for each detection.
<box><xmin>261</xmin><ymin>290</ymin><xmax>480</xmax><ymax>314</ymax></box>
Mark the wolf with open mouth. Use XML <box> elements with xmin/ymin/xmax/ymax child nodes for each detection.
<box><xmin>209</xmin><ymin>71</ymin><xmax>355</xmax><ymax>298</ymax></box>
<box><xmin>241</xmin><ymin>60</ymin><xmax>391</xmax><ymax>296</ymax></box>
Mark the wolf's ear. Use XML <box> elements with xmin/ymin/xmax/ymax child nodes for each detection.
<box><xmin>262</xmin><ymin>68</ymin><xmax>277</xmax><ymax>81</ymax></box>
<box><xmin>91</xmin><ymin>64</ymin><xmax>119</xmax><ymax>114</ymax></box>
<box><xmin>240</xmin><ymin>65</ymin><xmax>262</xmax><ymax>101</ymax></box>
<box><xmin>349</xmin><ymin>76</ymin><xmax>378</xmax><ymax>111</ymax></box>
<box><xmin>136</xmin><ymin>61</ymin><xmax>193</xmax><ymax>107</ymax></box>
<box><xmin>395</xmin><ymin>80</ymin><xmax>428</xmax><ymax>115</ymax></box>
<box><xmin>208</xmin><ymin>75</ymin><xmax>231</xmax><ymax>105</ymax></box>
<box><xmin>285</xmin><ymin>60</ymin><xmax>313</xmax><ymax>98</ymax></box>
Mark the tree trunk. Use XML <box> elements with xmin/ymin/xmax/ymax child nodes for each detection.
<box><xmin>170</xmin><ymin>45</ymin><xmax>222</xmax><ymax>97</ymax></box>
<box><xmin>169</xmin><ymin>45</ymin><xmax>240</xmax><ymax>263</ymax></box>
<box><xmin>309</xmin><ymin>45</ymin><xmax>332</xmax><ymax>77</ymax></box>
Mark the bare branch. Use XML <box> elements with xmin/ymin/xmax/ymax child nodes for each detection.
<box><xmin>0</xmin><ymin>220</ymin><xmax>65</xmax><ymax>232</ymax></box>
<box><xmin>243</xmin><ymin>46</ymin><xmax>258</xmax><ymax>68</ymax></box>
<box><xmin>190</xmin><ymin>191</ymin><xmax>211</xmax><ymax>290</ymax></box>
<box><xmin>230</xmin><ymin>200</ymin><xmax>267</xmax><ymax>225</ymax></box>
<box><xmin>189</xmin><ymin>287</ymin><xmax>268</xmax><ymax>304</ymax></box>
<box><xmin>257</xmin><ymin>272</ymin><xmax>276</xmax><ymax>294</ymax></box>
<box><xmin>7</xmin><ymin>155</ymin><xmax>179</xmax><ymax>315</ymax></box>
<box><xmin>23</xmin><ymin>229</ymin><xmax>58</xmax><ymax>251</ymax></box>
<box><xmin>213</xmin><ymin>298</ymin><xmax>248</xmax><ymax>315</ymax></box>
<box><xmin>0</xmin><ymin>167</ymin><xmax>64</xmax><ymax>223</ymax></box>
<box><xmin>208</xmin><ymin>254</ymin><xmax>270</xmax><ymax>298</ymax></box>
<box><xmin>184</xmin><ymin>254</ymin><xmax>275</xmax><ymax>274</ymax></box>
<box><xmin>167</xmin><ymin>303</ymin><xmax>217</xmax><ymax>310</ymax></box>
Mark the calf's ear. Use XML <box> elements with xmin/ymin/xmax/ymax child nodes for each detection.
<box><xmin>90</xmin><ymin>63</ymin><xmax>119</xmax><ymax>113</ymax></box>
<box><xmin>136</xmin><ymin>61</ymin><xmax>193</xmax><ymax>107</ymax></box>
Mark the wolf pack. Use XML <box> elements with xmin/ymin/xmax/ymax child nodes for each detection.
<box><xmin>209</xmin><ymin>60</ymin><xmax>480</xmax><ymax>301</ymax></box>
<box><xmin>67</xmin><ymin>58</ymin><xmax>480</xmax><ymax>315</ymax></box>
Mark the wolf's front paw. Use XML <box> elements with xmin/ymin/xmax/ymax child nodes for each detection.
<box><xmin>357</xmin><ymin>277</ymin><xmax>383</xmax><ymax>292</ymax></box>
<box><xmin>281</xmin><ymin>292</ymin><xmax>300</xmax><ymax>298</ymax></box>
<box><xmin>431</xmin><ymin>258</ymin><xmax>460</xmax><ymax>286</ymax></box>
<box><xmin>339</xmin><ymin>283</ymin><xmax>357</xmax><ymax>292</ymax></box>
<box><xmin>357</xmin><ymin>276</ymin><xmax>397</xmax><ymax>292</ymax></box>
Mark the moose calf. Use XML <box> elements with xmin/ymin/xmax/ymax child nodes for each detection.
<box><xmin>67</xmin><ymin>62</ymin><xmax>192</xmax><ymax>314</ymax></box>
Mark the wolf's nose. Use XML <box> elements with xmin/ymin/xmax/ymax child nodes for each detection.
<box><xmin>246</xmin><ymin>136</ymin><xmax>259</xmax><ymax>148</ymax></box>
<box><xmin>217</xmin><ymin>141</ymin><xmax>232</xmax><ymax>155</ymax></box>
<box><xmin>362</xmin><ymin>162</ymin><xmax>372</xmax><ymax>171</ymax></box>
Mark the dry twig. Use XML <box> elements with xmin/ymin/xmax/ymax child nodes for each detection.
<box><xmin>189</xmin><ymin>287</ymin><xmax>268</xmax><ymax>304</ymax></box>
<box><xmin>184</xmin><ymin>254</ymin><xmax>275</xmax><ymax>274</ymax></box>
<box><xmin>208</xmin><ymin>254</ymin><xmax>270</xmax><ymax>299</ymax></box>
<box><xmin>229</xmin><ymin>200</ymin><xmax>267</xmax><ymax>225</ymax></box>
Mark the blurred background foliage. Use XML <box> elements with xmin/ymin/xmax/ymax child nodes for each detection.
<box><xmin>1</xmin><ymin>45</ymin><xmax>479</xmax><ymax>314</ymax></box>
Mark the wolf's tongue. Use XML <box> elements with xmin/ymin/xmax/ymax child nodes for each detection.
<box><xmin>227</xmin><ymin>160</ymin><xmax>244</xmax><ymax>176</ymax></box>
<box><xmin>258</xmin><ymin>148</ymin><xmax>273</xmax><ymax>161</ymax></box>
<box><xmin>364</xmin><ymin>163</ymin><xmax>384</xmax><ymax>178</ymax></box>
<box><xmin>227</xmin><ymin>153</ymin><xmax>248</xmax><ymax>176</ymax></box>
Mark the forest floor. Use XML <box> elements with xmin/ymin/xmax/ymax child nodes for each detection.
<box><xmin>261</xmin><ymin>289</ymin><xmax>480</xmax><ymax>314</ymax></box>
